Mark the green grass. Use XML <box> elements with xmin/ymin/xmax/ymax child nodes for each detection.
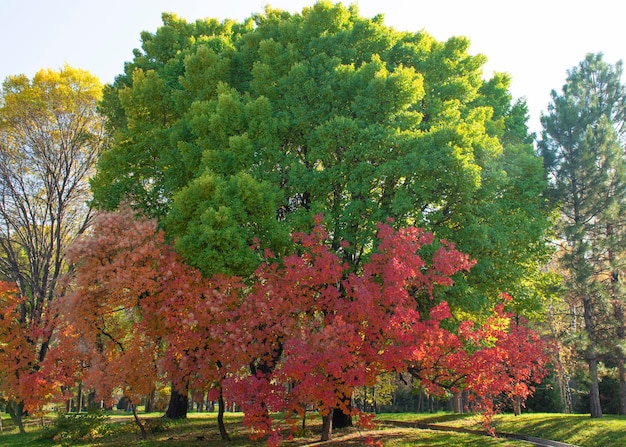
<box><xmin>2</xmin><ymin>410</ymin><xmax>626</xmax><ymax>446</ymax></box>
<box><xmin>378</xmin><ymin>412</ymin><xmax>626</xmax><ymax>447</ymax></box>
<box><xmin>0</xmin><ymin>410</ymin><xmax>524</xmax><ymax>446</ymax></box>
<box><xmin>492</xmin><ymin>413</ymin><xmax>626</xmax><ymax>447</ymax></box>
<box><xmin>0</xmin><ymin>412</ymin><xmax>261</xmax><ymax>446</ymax></box>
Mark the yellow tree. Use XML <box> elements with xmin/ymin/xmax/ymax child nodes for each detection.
<box><xmin>0</xmin><ymin>66</ymin><xmax>106</xmax><ymax>432</ymax></box>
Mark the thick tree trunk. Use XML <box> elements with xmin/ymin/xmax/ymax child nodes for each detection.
<box><xmin>321</xmin><ymin>409</ymin><xmax>333</xmax><ymax>441</ymax></box>
<box><xmin>588</xmin><ymin>354</ymin><xmax>602</xmax><ymax>418</ymax></box>
<box><xmin>217</xmin><ymin>388</ymin><xmax>230</xmax><ymax>441</ymax></box>
<box><xmin>165</xmin><ymin>387</ymin><xmax>188</xmax><ymax>420</ymax></box>
<box><xmin>583</xmin><ymin>296</ymin><xmax>602</xmax><ymax>418</ymax></box>
<box><xmin>332</xmin><ymin>394</ymin><xmax>353</xmax><ymax>429</ymax></box>
<box><xmin>619</xmin><ymin>361</ymin><xmax>626</xmax><ymax>415</ymax></box>
<box><xmin>452</xmin><ymin>392</ymin><xmax>463</xmax><ymax>413</ymax></box>
<box><xmin>7</xmin><ymin>400</ymin><xmax>25</xmax><ymax>434</ymax></box>
<box><xmin>332</xmin><ymin>405</ymin><xmax>352</xmax><ymax>428</ymax></box>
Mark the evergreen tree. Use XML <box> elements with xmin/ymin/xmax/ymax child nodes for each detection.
<box><xmin>540</xmin><ymin>52</ymin><xmax>626</xmax><ymax>417</ymax></box>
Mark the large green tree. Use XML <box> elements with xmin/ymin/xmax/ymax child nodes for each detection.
<box><xmin>93</xmin><ymin>1</ymin><xmax>552</xmax><ymax>423</ymax></box>
<box><xmin>95</xmin><ymin>2</ymin><xmax>549</xmax><ymax>304</ymax></box>
<box><xmin>540</xmin><ymin>53</ymin><xmax>626</xmax><ymax>417</ymax></box>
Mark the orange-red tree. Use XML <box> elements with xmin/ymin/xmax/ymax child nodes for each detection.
<box><xmin>53</xmin><ymin>210</ymin><xmax>547</xmax><ymax>445</ymax></box>
<box><xmin>57</xmin><ymin>208</ymin><xmax>237</xmax><ymax>439</ymax></box>
<box><xmin>216</xmin><ymin>218</ymin><xmax>547</xmax><ymax>444</ymax></box>
<box><xmin>0</xmin><ymin>281</ymin><xmax>92</xmax><ymax>432</ymax></box>
<box><xmin>0</xmin><ymin>282</ymin><xmax>55</xmax><ymax>432</ymax></box>
<box><xmin>58</xmin><ymin>208</ymin><xmax>165</xmax><ymax>436</ymax></box>
<box><xmin>144</xmin><ymin>251</ymin><xmax>243</xmax><ymax>440</ymax></box>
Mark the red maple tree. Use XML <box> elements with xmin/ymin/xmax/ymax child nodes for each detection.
<box><xmin>219</xmin><ymin>217</ymin><xmax>547</xmax><ymax>444</ymax></box>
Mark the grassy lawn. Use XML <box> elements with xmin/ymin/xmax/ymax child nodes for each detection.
<box><xmin>492</xmin><ymin>413</ymin><xmax>626</xmax><ymax>447</ymax></box>
<box><xmin>0</xmin><ymin>411</ymin><xmax>526</xmax><ymax>446</ymax></box>
<box><xmin>1</xmin><ymin>410</ymin><xmax>625</xmax><ymax>446</ymax></box>
<box><xmin>378</xmin><ymin>412</ymin><xmax>626</xmax><ymax>447</ymax></box>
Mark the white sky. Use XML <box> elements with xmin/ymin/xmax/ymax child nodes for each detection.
<box><xmin>1</xmin><ymin>0</ymin><xmax>625</xmax><ymax>133</ymax></box>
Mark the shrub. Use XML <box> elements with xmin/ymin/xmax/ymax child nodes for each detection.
<box><xmin>41</xmin><ymin>406</ymin><xmax>111</xmax><ymax>445</ymax></box>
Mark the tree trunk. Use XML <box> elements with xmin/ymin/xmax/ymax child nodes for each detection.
<box><xmin>321</xmin><ymin>409</ymin><xmax>333</xmax><ymax>441</ymax></box>
<box><xmin>87</xmin><ymin>390</ymin><xmax>98</xmax><ymax>410</ymax></box>
<box><xmin>452</xmin><ymin>392</ymin><xmax>463</xmax><ymax>413</ymax></box>
<box><xmin>76</xmin><ymin>384</ymin><xmax>83</xmax><ymax>413</ymax></box>
<box><xmin>331</xmin><ymin>393</ymin><xmax>353</xmax><ymax>429</ymax></box>
<box><xmin>145</xmin><ymin>388</ymin><xmax>156</xmax><ymax>413</ymax></box>
<box><xmin>7</xmin><ymin>400</ymin><xmax>25</xmax><ymax>434</ymax></box>
<box><xmin>513</xmin><ymin>397</ymin><xmax>522</xmax><ymax>416</ymax></box>
<box><xmin>583</xmin><ymin>296</ymin><xmax>602</xmax><ymax>418</ymax></box>
<box><xmin>165</xmin><ymin>387</ymin><xmax>188</xmax><ymax>419</ymax></box>
<box><xmin>217</xmin><ymin>387</ymin><xmax>230</xmax><ymax>441</ymax></box>
<box><xmin>132</xmin><ymin>404</ymin><xmax>147</xmax><ymax>439</ymax></box>
<box><xmin>588</xmin><ymin>354</ymin><xmax>603</xmax><ymax>418</ymax></box>
<box><xmin>332</xmin><ymin>405</ymin><xmax>352</xmax><ymax>428</ymax></box>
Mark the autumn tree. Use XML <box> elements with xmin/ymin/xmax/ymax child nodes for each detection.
<box><xmin>216</xmin><ymin>218</ymin><xmax>546</xmax><ymax>443</ymax></box>
<box><xmin>146</xmin><ymin>246</ymin><xmax>243</xmax><ymax>439</ymax></box>
<box><xmin>0</xmin><ymin>282</ymin><xmax>41</xmax><ymax>433</ymax></box>
<box><xmin>52</xmin><ymin>207</ymin><xmax>547</xmax><ymax>445</ymax></box>
<box><xmin>540</xmin><ymin>53</ymin><xmax>626</xmax><ymax>417</ymax></box>
<box><xmin>59</xmin><ymin>208</ymin><xmax>166</xmax><ymax>437</ymax></box>
<box><xmin>0</xmin><ymin>66</ymin><xmax>106</xmax><ymax>431</ymax></box>
<box><xmin>58</xmin><ymin>207</ymin><xmax>238</xmax><ymax>439</ymax></box>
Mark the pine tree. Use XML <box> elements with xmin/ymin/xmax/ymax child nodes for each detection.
<box><xmin>540</xmin><ymin>53</ymin><xmax>626</xmax><ymax>417</ymax></box>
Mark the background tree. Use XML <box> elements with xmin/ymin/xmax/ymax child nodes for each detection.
<box><xmin>540</xmin><ymin>52</ymin><xmax>626</xmax><ymax>417</ymax></box>
<box><xmin>60</xmin><ymin>208</ymin><xmax>167</xmax><ymax>437</ymax></box>
<box><xmin>59</xmin><ymin>207</ymin><xmax>239</xmax><ymax>439</ymax></box>
<box><xmin>0</xmin><ymin>282</ymin><xmax>39</xmax><ymax>434</ymax></box>
<box><xmin>0</xmin><ymin>66</ymin><xmax>106</xmax><ymax>431</ymax></box>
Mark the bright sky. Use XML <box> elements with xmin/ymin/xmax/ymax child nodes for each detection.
<box><xmin>1</xmin><ymin>0</ymin><xmax>625</xmax><ymax>133</ymax></box>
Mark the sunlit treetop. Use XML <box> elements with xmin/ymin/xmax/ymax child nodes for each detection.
<box><xmin>93</xmin><ymin>1</ymin><xmax>552</xmax><ymax>314</ymax></box>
